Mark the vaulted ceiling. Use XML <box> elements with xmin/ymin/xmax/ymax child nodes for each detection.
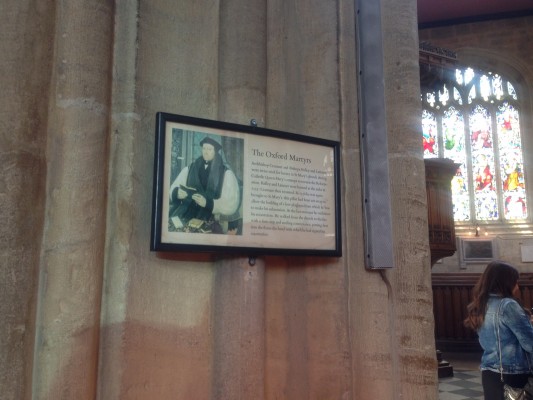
<box><xmin>418</xmin><ymin>0</ymin><xmax>533</xmax><ymax>28</ymax></box>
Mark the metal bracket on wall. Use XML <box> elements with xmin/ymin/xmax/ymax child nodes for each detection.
<box><xmin>356</xmin><ymin>0</ymin><xmax>395</xmax><ymax>269</ymax></box>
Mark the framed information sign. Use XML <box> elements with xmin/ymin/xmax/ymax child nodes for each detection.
<box><xmin>150</xmin><ymin>112</ymin><xmax>341</xmax><ymax>257</ymax></box>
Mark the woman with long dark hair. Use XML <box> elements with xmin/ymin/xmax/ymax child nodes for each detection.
<box><xmin>465</xmin><ymin>261</ymin><xmax>533</xmax><ymax>399</ymax></box>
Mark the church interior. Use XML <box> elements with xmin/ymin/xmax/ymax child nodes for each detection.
<box><xmin>2</xmin><ymin>0</ymin><xmax>533</xmax><ymax>399</ymax></box>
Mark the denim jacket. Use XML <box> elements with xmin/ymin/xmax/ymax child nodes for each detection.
<box><xmin>478</xmin><ymin>294</ymin><xmax>533</xmax><ymax>374</ymax></box>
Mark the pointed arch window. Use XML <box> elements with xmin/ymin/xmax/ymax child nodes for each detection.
<box><xmin>422</xmin><ymin>67</ymin><xmax>527</xmax><ymax>223</ymax></box>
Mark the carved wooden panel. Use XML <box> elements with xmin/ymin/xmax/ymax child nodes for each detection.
<box><xmin>425</xmin><ymin>158</ymin><xmax>460</xmax><ymax>266</ymax></box>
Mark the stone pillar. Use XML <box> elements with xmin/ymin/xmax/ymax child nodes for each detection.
<box><xmin>0</xmin><ymin>2</ymin><xmax>55</xmax><ymax>399</ymax></box>
<box><xmin>378</xmin><ymin>0</ymin><xmax>439</xmax><ymax>397</ymax></box>
<box><xmin>213</xmin><ymin>258</ymin><xmax>266</xmax><ymax>399</ymax></box>
<box><xmin>213</xmin><ymin>0</ymin><xmax>267</xmax><ymax>398</ymax></box>
<box><xmin>32</xmin><ymin>1</ymin><xmax>114</xmax><ymax>399</ymax></box>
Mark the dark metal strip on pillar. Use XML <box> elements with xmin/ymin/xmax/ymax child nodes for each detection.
<box><xmin>356</xmin><ymin>0</ymin><xmax>395</xmax><ymax>269</ymax></box>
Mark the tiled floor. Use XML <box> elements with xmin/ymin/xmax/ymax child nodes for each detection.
<box><xmin>439</xmin><ymin>370</ymin><xmax>483</xmax><ymax>400</ymax></box>
<box><xmin>438</xmin><ymin>352</ymin><xmax>484</xmax><ymax>400</ymax></box>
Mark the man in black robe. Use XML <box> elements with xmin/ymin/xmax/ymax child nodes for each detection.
<box><xmin>169</xmin><ymin>136</ymin><xmax>240</xmax><ymax>233</ymax></box>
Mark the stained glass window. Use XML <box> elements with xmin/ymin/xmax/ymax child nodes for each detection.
<box><xmin>421</xmin><ymin>67</ymin><xmax>527</xmax><ymax>223</ymax></box>
<box><xmin>422</xmin><ymin>110</ymin><xmax>438</xmax><ymax>158</ymax></box>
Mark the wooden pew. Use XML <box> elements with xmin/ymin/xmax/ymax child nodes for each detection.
<box><xmin>432</xmin><ymin>273</ymin><xmax>533</xmax><ymax>352</ymax></box>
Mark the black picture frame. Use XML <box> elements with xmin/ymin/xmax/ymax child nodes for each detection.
<box><xmin>150</xmin><ymin>112</ymin><xmax>342</xmax><ymax>257</ymax></box>
<box><xmin>459</xmin><ymin>237</ymin><xmax>496</xmax><ymax>263</ymax></box>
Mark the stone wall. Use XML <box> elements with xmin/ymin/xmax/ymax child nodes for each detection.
<box><xmin>0</xmin><ymin>1</ymin><xmax>437</xmax><ymax>399</ymax></box>
<box><xmin>0</xmin><ymin>2</ymin><xmax>55</xmax><ymax>399</ymax></box>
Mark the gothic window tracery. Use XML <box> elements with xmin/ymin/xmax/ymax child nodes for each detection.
<box><xmin>422</xmin><ymin>67</ymin><xmax>527</xmax><ymax>223</ymax></box>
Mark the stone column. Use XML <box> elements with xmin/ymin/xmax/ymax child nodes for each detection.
<box><xmin>0</xmin><ymin>2</ymin><xmax>55</xmax><ymax>399</ymax></box>
<box><xmin>380</xmin><ymin>0</ymin><xmax>439</xmax><ymax>397</ymax></box>
<box><xmin>32</xmin><ymin>1</ymin><xmax>114</xmax><ymax>399</ymax></box>
<box><xmin>213</xmin><ymin>0</ymin><xmax>267</xmax><ymax>398</ymax></box>
<box><xmin>213</xmin><ymin>258</ymin><xmax>266</xmax><ymax>399</ymax></box>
